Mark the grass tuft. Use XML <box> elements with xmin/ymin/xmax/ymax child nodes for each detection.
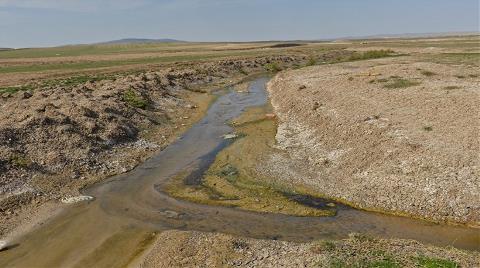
<box><xmin>306</xmin><ymin>57</ymin><xmax>317</xmax><ymax>66</ymax></box>
<box><xmin>264</xmin><ymin>62</ymin><xmax>282</xmax><ymax>72</ymax></box>
<box><xmin>420</xmin><ymin>70</ymin><xmax>436</xmax><ymax>77</ymax></box>
<box><xmin>122</xmin><ymin>89</ymin><xmax>147</xmax><ymax>109</ymax></box>
<box><xmin>384</xmin><ymin>79</ymin><xmax>420</xmax><ymax>89</ymax></box>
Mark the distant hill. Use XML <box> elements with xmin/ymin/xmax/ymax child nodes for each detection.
<box><xmin>0</xmin><ymin>48</ymin><xmax>13</xmax><ymax>51</ymax></box>
<box><xmin>97</xmin><ymin>38</ymin><xmax>185</xmax><ymax>45</ymax></box>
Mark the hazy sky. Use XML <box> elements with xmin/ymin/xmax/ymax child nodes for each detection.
<box><xmin>1</xmin><ymin>0</ymin><xmax>479</xmax><ymax>48</ymax></box>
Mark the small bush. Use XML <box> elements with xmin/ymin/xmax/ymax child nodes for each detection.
<box><xmin>321</xmin><ymin>240</ymin><xmax>336</xmax><ymax>251</ymax></box>
<box><xmin>122</xmin><ymin>89</ymin><xmax>147</xmax><ymax>109</ymax></box>
<box><xmin>306</xmin><ymin>57</ymin><xmax>317</xmax><ymax>66</ymax></box>
<box><xmin>414</xmin><ymin>256</ymin><xmax>458</xmax><ymax>268</ymax></box>
<box><xmin>420</xmin><ymin>70</ymin><xmax>436</xmax><ymax>77</ymax></box>
<box><xmin>239</xmin><ymin>68</ymin><xmax>248</xmax><ymax>75</ymax></box>
<box><xmin>9</xmin><ymin>154</ymin><xmax>30</xmax><ymax>168</ymax></box>
<box><xmin>422</xmin><ymin>126</ymin><xmax>433</xmax><ymax>131</ymax></box>
<box><xmin>264</xmin><ymin>63</ymin><xmax>282</xmax><ymax>72</ymax></box>
<box><xmin>455</xmin><ymin>75</ymin><xmax>466</xmax><ymax>79</ymax></box>
<box><xmin>384</xmin><ymin>79</ymin><xmax>420</xmax><ymax>89</ymax></box>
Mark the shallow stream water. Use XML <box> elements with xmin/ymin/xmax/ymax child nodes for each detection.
<box><xmin>0</xmin><ymin>77</ymin><xmax>478</xmax><ymax>267</ymax></box>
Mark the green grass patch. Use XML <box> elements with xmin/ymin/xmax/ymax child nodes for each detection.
<box><xmin>415</xmin><ymin>256</ymin><xmax>458</xmax><ymax>268</ymax></box>
<box><xmin>384</xmin><ymin>79</ymin><xmax>421</xmax><ymax>89</ymax></box>
<box><xmin>122</xmin><ymin>89</ymin><xmax>147</xmax><ymax>109</ymax></box>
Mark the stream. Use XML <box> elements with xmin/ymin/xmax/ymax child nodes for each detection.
<box><xmin>1</xmin><ymin>76</ymin><xmax>478</xmax><ymax>267</ymax></box>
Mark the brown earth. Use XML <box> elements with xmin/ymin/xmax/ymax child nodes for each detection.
<box><xmin>265</xmin><ymin>57</ymin><xmax>480</xmax><ymax>226</ymax></box>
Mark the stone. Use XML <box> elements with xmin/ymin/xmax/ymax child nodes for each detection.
<box><xmin>223</xmin><ymin>133</ymin><xmax>238</xmax><ymax>140</ymax></box>
<box><xmin>0</xmin><ymin>240</ymin><xmax>8</xmax><ymax>251</ymax></box>
<box><xmin>61</xmin><ymin>195</ymin><xmax>94</xmax><ymax>204</ymax></box>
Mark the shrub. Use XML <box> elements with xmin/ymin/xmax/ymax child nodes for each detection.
<box><xmin>264</xmin><ymin>63</ymin><xmax>282</xmax><ymax>72</ymax></box>
<box><xmin>306</xmin><ymin>57</ymin><xmax>317</xmax><ymax>66</ymax></box>
<box><xmin>122</xmin><ymin>89</ymin><xmax>147</xmax><ymax>109</ymax></box>
<box><xmin>420</xmin><ymin>70</ymin><xmax>436</xmax><ymax>77</ymax></box>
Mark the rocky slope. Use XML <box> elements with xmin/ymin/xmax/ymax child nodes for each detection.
<box><xmin>265</xmin><ymin>58</ymin><xmax>480</xmax><ymax>225</ymax></box>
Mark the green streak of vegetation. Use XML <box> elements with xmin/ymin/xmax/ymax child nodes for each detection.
<box><xmin>0</xmin><ymin>85</ymin><xmax>33</xmax><ymax>95</ymax></box>
<box><xmin>415</xmin><ymin>256</ymin><xmax>458</xmax><ymax>268</ymax></box>
<box><xmin>122</xmin><ymin>89</ymin><xmax>147</xmax><ymax>109</ymax></box>
<box><xmin>347</xmin><ymin>50</ymin><xmax>396</xmax><ymax>61</ymax></box>
<box><xmin>384</xmin><ymin>78</ymin><xmax>421</xmax><ymax>89</ymax></box>
<box><xmin>444</xmin><ymin>86</ymin><xmax>461</xmax><ymax>90</ymax></box>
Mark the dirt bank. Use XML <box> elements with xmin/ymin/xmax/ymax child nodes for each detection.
<box><xmin>139</xmin><ymin>230</ymin><xmax>480</xmax><ymax>267</ymax></box>
<box><xmin>265</xmin><ymin>57</ymin><xmax>479</xmax><ymax>225</ymax></box>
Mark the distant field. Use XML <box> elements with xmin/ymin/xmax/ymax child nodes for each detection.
<box><xmin>0</xmin><ymin>35</ymin><xmax>477</xmax><ymax>87</ymax></box>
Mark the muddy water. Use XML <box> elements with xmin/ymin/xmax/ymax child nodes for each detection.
<box><xmin>1</xmin><ymin>77</ymin><xmax>479</xmax><ymax>267</ymax></box>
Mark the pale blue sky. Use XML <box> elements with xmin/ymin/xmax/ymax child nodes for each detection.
<box><xmin>1</xmin><ymin>0</ymin><xmax>479</xmax><ymax>48</ymax></box>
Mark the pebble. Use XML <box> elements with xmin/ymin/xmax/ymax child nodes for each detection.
<box><xmin>61</xmin><ymin>195</ymin><xmax>94</xmax><ymax>204</ymax></box>
<box><xmin>0</xmin><ymin>240</ymin><xmax>7</xmax><ymax>251</ymax></box>
<box><xmin>223</xmin><ymin>133</ymin><xmax>238</xmax><ymax>140</ymax></box>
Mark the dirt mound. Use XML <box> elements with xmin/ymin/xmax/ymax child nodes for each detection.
<box><xmin>266</xmin><ymin>58</ymin><xmax>480</xmax><ymax>225</ymax></box>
